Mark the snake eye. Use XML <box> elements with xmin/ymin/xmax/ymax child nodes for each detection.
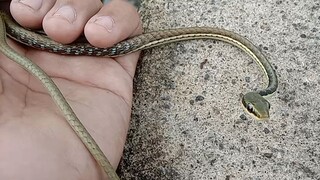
<box><xmin>247</xmin><ymin>103</ymin><xmax>254</xmax><ymax>113</ymax></box>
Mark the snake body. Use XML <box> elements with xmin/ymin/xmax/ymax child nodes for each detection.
<box><xmin>0</xmin><ymin>11</ymin><xmax>278</xmax><ymax>179</ymax></box>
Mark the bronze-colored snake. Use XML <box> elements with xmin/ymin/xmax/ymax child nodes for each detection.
<box><xmin>0</xmin><ymin>11</ymin><xmax>277</xmax><ymax>179</ymax></box>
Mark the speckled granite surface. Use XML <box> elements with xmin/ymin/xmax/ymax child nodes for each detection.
<box><xmin>118</xmin><ymin>1</ymin><xmax>320</xmax><ymax>179</ymax></box>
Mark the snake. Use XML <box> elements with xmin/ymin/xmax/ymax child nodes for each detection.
<box><xmin>0</xmin><ymin>11</ymin><xmax>278</xmax><ymax>180</ymax></box>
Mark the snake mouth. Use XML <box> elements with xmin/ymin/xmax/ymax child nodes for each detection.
<box><xmin>256</xmin><ymin>114</ymin><xmax>270</xmax><ymax>120</ymax></box>
<box><xmin>247</xmin><ymin>110</ymin><xmax>269</xmax><ymax>121</ymax></box>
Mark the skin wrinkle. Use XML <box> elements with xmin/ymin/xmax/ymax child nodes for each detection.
<box><xmin>6</xmin><ymin>64</ymin><xmax>132</xmax><ymax>115</ymax></box>
<box><xmin>98</xmin><ymin>63</ymin><xmax>133</xmax><ymax>107</ymax></box>
<box><xmin>0</xmin><ymin>71</ymin><xmax>3</xmax><ymax>95</ymax></box>
<box><xmin>105</xmin><ymin>86</ymin><xmax>131</xmax><ymax>108</ymax></box>
<box><xmin>111</xmin><ymin>13</ymin><xmax>142</xmax><ymax>82</ymax></box>
<box><xmin>69</xmin><ymin>88</ymin><xmax>130</xmax><ymax>145</ymax></box>
<box><xmin>1</xmin><ymin>65</ymin><xmax>64</xmax><ymax>117</ymax></box>
<box><xmin>23</xmin><ymin>70</ymin><xmax>31</xmax><ymax>109</ymax></box>
<box><xmin>1</xmin><ymin>64</ymin><xmax>28</xmax><ymax>85</ymax></box>
<box><xmin>23</xmin><ymin>50</ymin><xmax>109</xmax><ymax>108</ymax></box>
<box><xmin>49</xmin><ymin>72</ymin><xmax>132</xmax><ymax>108</ymax></box>
<box><xmin>0</xmin><ymin>40</ymin><xmax>35</xmax><ymax>103</ymax></box>
<box><xmin>61</xmin><ymin>74</ymin><xmax>132</xmax><ymax>108</ymax></box>
<box><xmin>1</xmin><ymin>65</ymin><xmax>47</xmax><ymax>97</ymax></box>
<box><xmin>53</xmin><ymin>5</ymin><xmax>77</xmax><ymax>24</ymax></box>
<box><xmin>33</xmin><ymin>75</ymin><xmax>131</xmax><ymax>134</ymax></box>
<box><xmin>59</xmin><ymin>57</ymin><xmax>134</xmax><ymax>106</ymax></box>
<box><xmin>115</xmin><ymin>56</ymin><xmax>136</xmax><ymax>79</ymax></box>
<box><xmin>71</xmin><ymin>84</ymin><xmax>131</xmax><ymax>114</ymax></box>
<box><xmin>26</xmin><ymin>50</ymin><xmax>131</xmax><ymax>104</ymax></box>
<box><xmin>128</xmin><ymin>18</ymin><xmax>142</xmax><ymax>40</ymax></box>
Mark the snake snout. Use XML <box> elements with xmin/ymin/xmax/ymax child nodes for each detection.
<box><xmin>242</xmin><ymin>92</ymin><xmax>270</xmax><ymax>120</ymax></box>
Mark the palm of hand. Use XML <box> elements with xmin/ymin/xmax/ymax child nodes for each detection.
<box><xmin>0</xmin><ymin>39</ymin><xmax>140</xmax><ymax>178</ymax></box>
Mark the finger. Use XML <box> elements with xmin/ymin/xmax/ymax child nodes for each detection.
<box><xmin>42</xmin><ymin>0</ymin><xmax>103</xmax><ymax>44</ymax></box>
<box><xmin>10</xmin><ymin>0</ymin><xmax>56</xmax><ymax>28</ymax></box>
<box><xmin>84</xmin><ymin>0</ymin><xmax>142</xmax><ymax>48</ymax></box>
<box><xmin>84</xmin><ymin>0</ymin><xmax>143</xmax><ymax>78</ymax></box>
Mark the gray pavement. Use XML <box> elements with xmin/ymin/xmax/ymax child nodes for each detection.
<box><xmin>118</xmin><ymin>0</ymin><xmax>320</xmax><ymax>179</ymax></box>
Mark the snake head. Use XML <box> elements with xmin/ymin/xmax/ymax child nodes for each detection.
<box><xmin>242</xmin><ymin>92</ymin><xmax>270</xmax><ymax>120</ymax></box>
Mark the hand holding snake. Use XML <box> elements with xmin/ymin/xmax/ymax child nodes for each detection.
<box><xmin>0</xmin><ymin>0</ymin><xmax>141</xmax><ymax>179</ymax></box>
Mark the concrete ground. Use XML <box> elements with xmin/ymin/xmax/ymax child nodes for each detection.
<box><xmin>117</xmin><ymin>0</ymin><xmax>320</xmax><ymax>179</ymax></box>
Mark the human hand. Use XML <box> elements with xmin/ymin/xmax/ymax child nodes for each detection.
<box><xmin>0</xmin><ymin>0</ymin><xmax>142</xmax><ymax>179</ymax></box>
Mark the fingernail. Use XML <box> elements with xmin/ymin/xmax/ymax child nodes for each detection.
<box><xmin>93</xmin><ymin>16</ymin><xmax>114</xmax><ymax>32</ymax></box>
<box><xmin>53</xmin><ymin>5</ymin><xmax>76</xmax><ymax>23</ymax></box>
<box><xmin>18</xmin><ymin>0</ymin><xmax>43</xmax><ymax>10</ymax></box>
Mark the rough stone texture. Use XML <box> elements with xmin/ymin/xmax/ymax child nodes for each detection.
<box><xmin>118</xmin><ymin>0</ymin><xmax>320</xmax><ymax>179</ymax></box>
